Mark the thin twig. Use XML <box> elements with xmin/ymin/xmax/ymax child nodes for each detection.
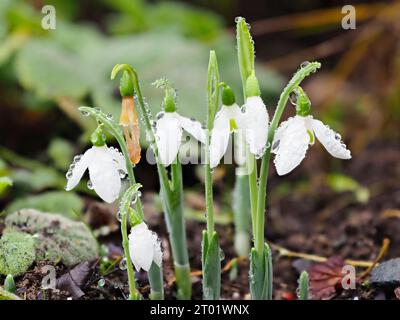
<box><xmin>270</xmin><ymin>242</ymin><xmax>375</xmax><ymax>268</ymax></box>
<box><xmin>358</xmin><ymin>238</ymin><xmax>390</xmax><ymax>280</ymax></box>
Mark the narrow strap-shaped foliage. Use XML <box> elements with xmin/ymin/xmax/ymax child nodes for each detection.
<box><xmin>202</xmin><ymin>231</ymin><xmax>221</xmax><ymax>300</ymax></box>
<box><xmin>298</xmin><ymin>271</ymin><xmax>310</xmax><ymax>300</ymax></box>
<box><xmin>202</xmin><ymin>51</ymin><xmax>221</xmax><ymax>300</ymax></box>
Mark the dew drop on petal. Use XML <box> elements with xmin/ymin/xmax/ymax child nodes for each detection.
<box><xmin>106</xmin><ymin>113</ymin><xmax>113</xmax><ymax>120</ymax></box>
<box><xmin>97</xmin><ymin>278</ymin><xmax>105</xmax><ymax>288</ymax></box>
<box><xmin>119</xmin><ymin>258</ymin><xmax>127</xmax><ymax>270</ymax></box>
<box><xmin>118</xmin><ymin>169</ymin><xmax>126</xmax><ymax>179</ymax></box>
<box><xmin>156</xmin><ymin>112</ymin><xmax>165</xmax><ymax>120</ymax></box>
<box><xmin>87</xmin><ymin>180</ymin><xmax>94</xmax><ymax>190</ymax></box>
<box><xmin>80</xmin><ymin>110</ymin><xmax>89</xmax><ymax>117</ymax></box>
<box><xmin>66</xmin><ymin>171</ymin><xmax>72</xmax><ymax>179</ymax></box>
<box><xmin>335</xmin><ymin>133</ymin><xmax>342</xmax><ymax>141</ymax></box>
<box><xmin>272</xmin><ymin>140</ymin><xmax>280</xmax><ymax>152</ymax></box>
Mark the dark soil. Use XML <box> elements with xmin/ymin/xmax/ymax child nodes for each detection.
<box><xmin>4</xmin><ymin>141</ymin><xmax>400</xmax><ymax>300</ymax></box>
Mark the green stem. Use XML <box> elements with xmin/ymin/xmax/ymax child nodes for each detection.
<box><xmin>169</xmin><ymin>161</ymin><xmax>192</xmax><ymax>299</ymax></box>
<box><xmin>121</xmin><ymin>209</ymin><xmax>140</xmax><ymax>300</ymax></box>
<box><xmin>148</xmin><ymin>262</ymin><xmax>164</xmax><ymax>300</ymax></box>
<box><xmin>204</xmin><ymin>129</ymin><xmax>214</xmax><ymax>241</ymax></box>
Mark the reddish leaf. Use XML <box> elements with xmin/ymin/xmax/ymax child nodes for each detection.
<box><xmin>308</xmin><ymin>256</ymin><xmax>345</xmax><ymax>300</ymax></box>
<box><xmin>395</xmin><ymin>287</ymin><xmax>400</xmax><ymax>300</ymax></box>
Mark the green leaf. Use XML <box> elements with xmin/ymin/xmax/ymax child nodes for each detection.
<box><xmin>4</xmin><ymin>274</ymin><xmax>16</xmax><ymax>293</ymax></box>
<box><xmin>0</xmin><ymin>229</ymin><xmax>36</xmax><ymax>276</ymax></box>
<box><xmin>0</xmin><ymin>287</ymin><xmax>21</xmax><ymax>300</ymax></box>
<box><xmin>201</xmin><ymin>231</ymin><xmax>221</xmax><ymax>300</ymax></box>
<box><xmin>148</xmin><ymin>2</ymin><xmax>223</xmax><ymax>41</ymax></box>
<box><xmin>47</xmin><ymin>138</ymin><xmax>74</xmax><ymax>170</ymax></box>
<box><xmin>326</xmin><ymin>173</ymin><xmax>369</xmax><ymax>203</ymax></box>
<box><xmin>207</xmin><ymin>50</ymin><xmax>220</xmax><ymax>128</ymax></box>
<box><xmin>232</xmin><ymin>174</ymin><xmax>251</xmax><ymax>256</ymax></box>
<box><xmin>6</xmin><ymin>191</ymin><xmax>83</xmax><ymax>220</ymax></box>
<box><xmin>11</xmin><ymin>167</ymin><xmax>65</xmax><ymax>191</ymax></box>
<box><xmin>249</xmin><ymin>243</ymin><xmax>273</xmax><ymax>300</ymax></box>
<box><xmin>298</xmin><ymin>271</ymin><xmax>310</xmax><ymax>300</ymax></box>
<box><xmin>0</xmin><ymin>176</ymin><xmax>12</xmax><ymax>195</ymax></box>
<box><xmin>15</xmin><ymin>39</ymin><xmax>91</xmax><ymax>99</ymax></box>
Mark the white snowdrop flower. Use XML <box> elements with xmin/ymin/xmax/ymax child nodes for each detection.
<box><xmin>155</xmin><ymin>88</ymin><xmax>205</xmax><ymax>166</ymax></box>
<box><xmin>209</xmin><ymin>95</ymin><xmax>243</xmax><ymax>168</ymax></box>
<box><xmin>209</xmin><ymin>82</ymin><xmax>269</xmax><ymax>168</ymax></box>
<box><xmin>128</xmin><ymin>222</ymin><xmax>162</xmax><ymax>272</ymax></box>
<box><xmin>272</xmin><ymin>86</ymin><xmax>351</xmax><ymax>176</ymax></box>
<box><xmin>242</xmin><ymin>95</ymin><xmax>269</xmax><ymax>157</ymax></box>
<box><xmin>65</xmin><ymin>126</ymin><xmax>127</xmax><ymax>203</ymax></box>
<box><xmin>272</xmin><ymin>116</ymin><xmax>351</xmax><ymax>176</ymax></box>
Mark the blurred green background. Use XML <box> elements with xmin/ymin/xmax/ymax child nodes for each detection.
<box><xmin>0</xmin><ymin>0</ymin><xmax>398</xmax><ymax>219</ymax></box>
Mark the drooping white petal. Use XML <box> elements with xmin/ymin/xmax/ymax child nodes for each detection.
<box><xmin>209</xmin><ymin>106</ymin><xmax>231</xmax><ymax>168</ymax></box>
<box><xmin>155</xmin><ymin>112</ymin><xmax>183</xmax><ymax>166</ymax></box>
<box><xmin>151</xmin><ymin>233</ymin><xmax>162</xmax><ymax>268</ymax></box>
<box><xmin>128</xmin><ymin>222</ymin><xmax>155</xmax><ymax>272</ymax></box>
<box><xmin>234</xmin><ymin>130</ymin><xmax>247</xmax><ymax>166</ymax></box>
<box><xmin>273</xmin><ymin>116</ymin><xmax>310</xmax><ymax>175</ymax></box>
<box><xmin>65</xmin><ymin>148</ymin><xmax>95</xmax><ymax>191</ymax></box>
<box><xmin>311</xmin><ymin>119</ymin><xmax>352</xmax><ymax>159</ymax></box>
<box><xmin>242</xmin><ymin>96</ymin><xmax>269</xmax><ymax>157</ymax></box>
<box><xmin>175</xmin><ymin>114</ymin><xmax>206</xmax><ymax>144</ymax></box>
<box><xmin>107</xmin><ymin>147</ymin><xmax>127</xmax><ymax>175</ymax></box>
<box><xmin>88</xmin><ymin>146</ymin><xmax>122</xmax><ymax>203</ymax></box>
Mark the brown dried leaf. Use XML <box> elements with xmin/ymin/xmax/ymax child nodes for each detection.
<box><xmin>56</xmin><ymin>261</ymin><xmax>93</xmax><ymax>299</ymax></box>
<box><xmin>309</xmin><ymin>256</ymin><xmax>345</xmax><ymax>300</ymax></box>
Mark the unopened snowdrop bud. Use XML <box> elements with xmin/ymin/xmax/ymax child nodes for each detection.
<box><xmin>128</xmin><ymin>222</ymin><xmax>162</xmax><ymax>272</ymax></box>
<box><xmin>272</xmin><ymin>87</ymin><xmax>351</xmax><ymax>175</ymax></box>
<box><xmin>65</xmin><ymin>127</ymin><xmax>128</xmax><ymax>203</ymax></box>
<box><xmin>155</xmin><ymin>85</ymin><xmax>205</xmax><ymax>166</ymax></box>
<box><xmin>242</xmin><ymin>73</ymin><xmax>269</xmax><ymax>158</ymax></box>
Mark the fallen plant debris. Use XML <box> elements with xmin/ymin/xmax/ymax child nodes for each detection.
<box><xmin>56</xmin><ymin>261</ymin><xmax>94</xmax><ymax>299</ymax></box>
<box><xmin>308</xmin><ymin>256</ymin><xmax>345</xmax><ymax>300</ymax></box>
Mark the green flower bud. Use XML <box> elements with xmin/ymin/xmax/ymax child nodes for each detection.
<box><xmin>90</xmin><ymin>125</ymin><xmax>106</xmax><ymax>147</ymax></box>
<box><xmin>163</xmin><ymin>87</ymin><xmax>176</xmax><ymax>113</ymax></box>
<box><xmin>222</xmin><ymin>85</ymin><xmax>236</xmax><ymax>106</ymax></box>
<box><xmin>295</xmin><ymin>87</ymin><xmax>311</xmax><ymax>117</ymax></box>
<box><xmin>119</xmin><ymin>70</ymin><xmax>134</xmax><ymax>97</ymax></box>
<box><xmin>245</xmin><ymin>73</ymin><xmax>261</xmax><ymax>98</ymax></box>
